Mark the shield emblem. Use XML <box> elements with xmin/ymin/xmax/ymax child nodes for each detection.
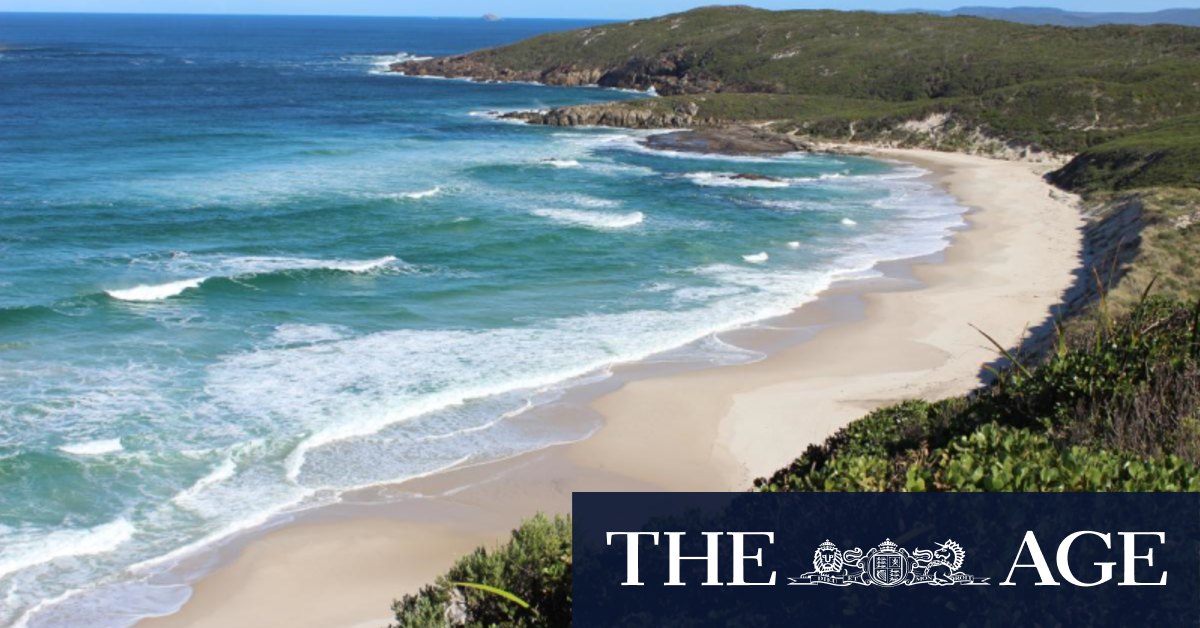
<box><xmin>870</xmin><ymin>553</ymin><xmax>906</xmax><ymax>586</ymax></box>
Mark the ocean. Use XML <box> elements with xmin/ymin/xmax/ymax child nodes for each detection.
<box><xmin>0</xmin><ymin>13</ymin><xmax>966</xmax><ymax>626</ymax></box>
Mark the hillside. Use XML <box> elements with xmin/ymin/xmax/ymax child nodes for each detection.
<box><xmin>911</xmin><ymin>6</ymin><xmax>1200</xmax><ymax>27</ymax></box>
<box><xmin>394</xmin><ymin>6</ymin><xmax>1200</xmax><ymax>187</ymax></box>
<box><xmin>395</xmin><ymin>7</ymin><xmax>1200</xmax><ymax>100</ymax></box>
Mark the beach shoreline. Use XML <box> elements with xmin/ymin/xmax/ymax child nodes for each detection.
<box><xmin>140</xmin><ymin>144</ymin><xmax>1085</xmax><ymax>628</ymax></box>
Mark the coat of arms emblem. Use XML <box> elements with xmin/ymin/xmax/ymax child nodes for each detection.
<box><xmin>790</xmin><ymin>538</ymin><xmax>988</xmax><ymax>586</ymax></box>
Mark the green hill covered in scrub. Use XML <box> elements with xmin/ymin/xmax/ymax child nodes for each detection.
<box><xmin>395</xmin><ymin>6</ymin><xmax>1200</xmax><ymax>187</ymax></box>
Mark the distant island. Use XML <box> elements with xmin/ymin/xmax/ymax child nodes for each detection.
<box><xmin>908</xmin><ymin>6</ymin><xmax>1200</xmax><ymax>27</ymax></box>
<box><xmin>482</xmin><ymin>13</ymin><xmax>501</xmax><ymax>22</ymax></box>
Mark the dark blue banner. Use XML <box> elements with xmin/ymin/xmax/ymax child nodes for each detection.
<box><xmin>573</xmin><ymin>493</ymin><xmax>1199</xmax><ymax>627</ymax></box>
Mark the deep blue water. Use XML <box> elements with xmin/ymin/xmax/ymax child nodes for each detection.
<box><xmin>0</xmin><ymin>13</ymin><xmax>965</xmax><ymax>626</ymax></box>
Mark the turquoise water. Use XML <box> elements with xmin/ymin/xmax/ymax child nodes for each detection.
<box><xmin>0</xmin><ymin>14</ymin><xmax>965</xmax><ymax>626</ymax></box>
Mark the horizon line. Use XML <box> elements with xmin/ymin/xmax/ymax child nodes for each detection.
<box><xmin>0</xmin><ymin>10</ymin><xmax>614</xmax><ymax>20</ymax></box>
<box><xmin>1</xmin><ymin>6</ymin><xmax>1194</xmax><ymax>23</ymax></box>
<box><xmin>5</xmin><ymin>6</ymin><xmax>1195</xmax><ymax>20</ymax></box>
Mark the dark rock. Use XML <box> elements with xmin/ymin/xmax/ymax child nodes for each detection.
<box><xmin>730</xmin><ymin>173</ymin><xmax>784</xmax><ymax>182</ymax></box>
<box><xmin>641</xmin><ymin>128</ymin><xmax>813</xmax><ymax>156</ymax></box>
<box><xmin>501</xmin><ymin>104</ymin><xmax>699</xmax><ymax>129</ymax></box>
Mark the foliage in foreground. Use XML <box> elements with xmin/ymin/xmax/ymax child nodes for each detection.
<box><xmin>390</xmin><ymin>514</ymin><xmax>570</xmax><ymax>628</ymax></box>
<box><xmin>756</xmin><ymin>297</ymin><xmax>1200</xmax><ymax>492</ymax></box>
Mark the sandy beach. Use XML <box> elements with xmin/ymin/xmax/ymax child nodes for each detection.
<box><xmin>143</xmin><ymin>147</ymin><xmax>1085</xmax><ymax>628</ymax></box>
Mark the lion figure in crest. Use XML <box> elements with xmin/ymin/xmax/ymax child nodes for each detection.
<box><xmin>804</xmin><ymin>540</ymin><xmax>865</xmax><ymax>582</ymax></box>
<box><xmin>813</xmin><ymin>540</ymin><xmax>844</xmax><ymax>574</ymax></box>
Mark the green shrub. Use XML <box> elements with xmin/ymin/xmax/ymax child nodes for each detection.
<box><xmin>390</xmin><ymin>514</ymin><xmax>571</xmax><ymax>628</ymax></box>
<box><xmin>757</xmin><ymin>297</ymin><xmax>1200</xmax><ymax>492</ymax></box>
<box><xmin>1051</xmin><ymin>115</ymin><xmax>1200</xmax><ymax>191</ymax></box>
<box><xmin>917</xmin><ymin>423</ymin><xmax>1200</xmax><ymax>491</ymax></box>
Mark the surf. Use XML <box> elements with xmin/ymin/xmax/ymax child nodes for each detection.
<box><xmin>105</xmin><ymin>277</ymin><xmax>208</xmax><ymax>302</ymax></box>
<box><xmin>103</xmin><ymin>256</ymin><xmax>401</xmax><ymax>301</ymax></box>
<box><xmin>530</xmin><ymin>208</ymin><xmax>645</xmax><ymax>229</ymax></box>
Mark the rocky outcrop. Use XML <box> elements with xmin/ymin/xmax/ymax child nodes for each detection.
<box><xmin>392</xmin><ymin>55</ymin><xmax>601</xmax><ymax>85</ymax></box>
<box><xmin>642</xmin><ymin>127</ymin><xmax>814</xmax><ymax>155</ymax></box>
<box><xmin>502</xmin><ymin>101</ymin><xmax>706</xmax><ymax>129</ymax></box>
<box><xmin>391</xmin><ymin>52</ymin><xmax>750</xmax><ymax>95</ymax></box>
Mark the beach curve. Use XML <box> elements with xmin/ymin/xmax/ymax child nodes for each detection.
<box><xmin>139</xmin><ymin>145</ymin><xmax>1085</xmax><ymax>628</ymax></box>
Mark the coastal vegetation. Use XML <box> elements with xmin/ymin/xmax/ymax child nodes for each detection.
<box><xmin>756</xmin><ymin>296</ymin><xmax>1200</xmax><ymax>492</ymax></box>
<box><xmin>1080</xmin><ymin>187</ymin><xmax>1200</xmax><ymax>312</ymax></box>
<box><xmin>390</xmin><ymin>514</ymin><xmax>571</xmax><ymax>628</ymax></box>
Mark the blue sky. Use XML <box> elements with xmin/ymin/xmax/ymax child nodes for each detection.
<box><xmin>1</xmin><ymin>1</ymin><xmax>1184</xmax><ymax>19</ymax></box>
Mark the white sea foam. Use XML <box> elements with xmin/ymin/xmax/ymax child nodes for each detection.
<box><xmin>398</xmin><ymin>73</ymin><xmax>477</xmax><ymax>83</ymax></box>
<box><xmin>819</xmin><ymin>165</ymin><xmax>928</xmax><ymax>184</ymax></box>
<box><xmin>397</xmin><ymin>186</ymin><xmax>441</xmax><ymax>200</ymax></box>
<box><xmin>541</xmin><ymin>193</ymin><xmax>620</xmax><ymax>208</ymax></box>
<box><xmin>58</xmin><ymin>438</ymin><xmax>124</xmax><ymax>455</ymax></box>
<box><xmin>541</xmin><ymin>158</ymin><xmax>580</xmax><ymax>169</ymax></box>
<box><xmin>754</xmin><ymin>200</ymin><xmax>821</xmax><ymax>213</ymax></box>
<box><xmin>841</xmin><ymin>217</ymin><xmax>858</xmax><ymax>226</ymax></box>
<box><xmin>786</xmin><ymin>241</ymin><xmax>801</xmax><ymax>249</ymax></box>
<box><xmin>182</xmin><ymin>253</ymin><xmax>399</xmax><ymax>275</ymax></box>
<box><xmin>106</xmin><ymin>256</ymin><xmax>399</xmax><ymax>301</ymax></box>
<box><xmin>573</xmin><ymin>132</ymin><xmax>811</xmax><ymax>164</ymax></box>
<box><xmin>170</xmin><ymin>457</ymin><xmax>238</xmax><ymax>511</ymax></box>
<box><xmin>531</xmin><ymin>208</ymin><xmax>644</xmax><ymax>230</ymax></box>
<box><xmin>685</xmin><ymin>172</ymin><xmax>791</xmax><ymax>188</ymax></box>
<box><xmin>217</xmin><ymin>255</ymin><xmax>399</xmax><ymax>275</ymax></box>
<box><xmin>210</xmin><ymin>300</ymin><xmax>825</xmax><ymax>489</ymax></box>
<box><xmin>0</xmin><ymin>519</ymin><xmax>135</xmax><ymax>581</ymax></box>
<box><xmin>742</xmin><ymin>252</ymin><xmax>769</xmax><ymax>264</ymax></box>
<box><xmin>106</xmin><ymin>278</ymin><xmax>207</xmax><ymax>301</ymax></box>
<box><xmin>129</xmin><ymin>483</ymin><xmax>315</xmax><ymax>574</ymax></box>
<box><xmin>269</xmin><ymin>324</ymin><xmax>350</xmax><ymax>346</ymax></box>
<box><xmin>468</xmin><ymin>108</ymin><xmax>543</xmax><ymax>119</ymax></box>
<box><xmin>358</xmin><ymin>52</ymin><xmax>432</xmax><ymax>75</ymax></box>
<box><xmin>201</xmin><ymin>258</ymin><xmax>835</xmax><ymax>493</ymax></box>
<box><xmin>672</xmin><ymin>285</ymin><xmax>744</xmax><ymax>303</ymax></box>
<box><xmin>641</xmin><ymin>281</ymin><xmax>675</xmax><ymax>293</ymax></box>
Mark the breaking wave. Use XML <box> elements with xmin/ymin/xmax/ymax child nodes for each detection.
<box><xmin>105</xmin><ymin>256</ymin><xmax>400</xmax><ymax>301</ymax></box>
<box><xmin>530</xmin><ymin>208</ymin><xmax>645</xmax><ymax>230</ymax></box>
<box><xmin>685</xmin><ymin>172</ymin><xmax>791</xmax><ymax>188</ymax></box>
